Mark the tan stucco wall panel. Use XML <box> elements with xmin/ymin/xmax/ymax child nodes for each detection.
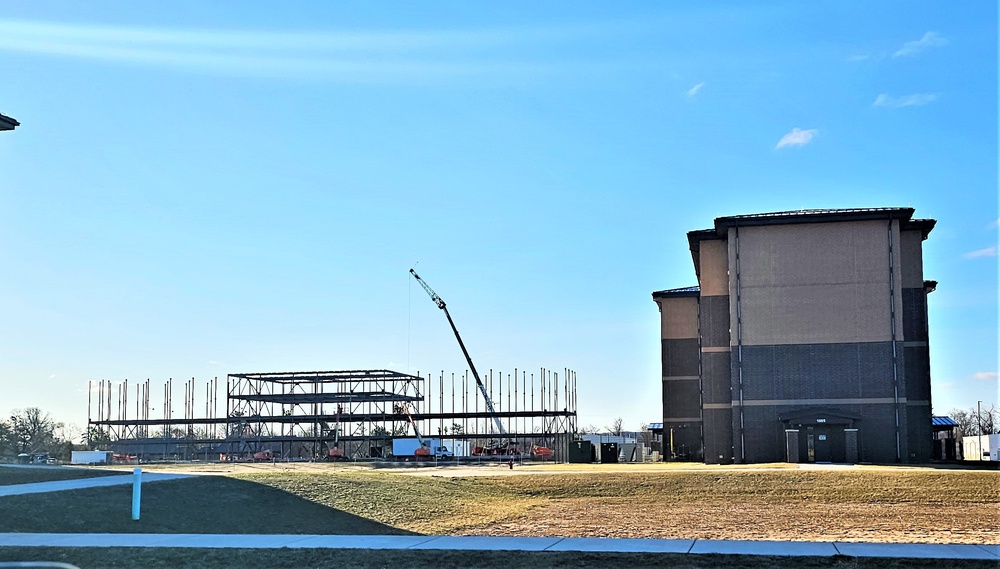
<box><xmin>738</xmin><ymin>282</ymin><xmax>894</xmax><ymax>345</ymax></box>
<box><xmin>735</xmin><ymin>221</ymin><xmax>891</xmax><ymax>288</ymax></box>
<box><xmin>728</xmin><ymin>219</ymin><xmax>905</xmax><ymax>345</ymax></box>
<box><xmin>699</xmin><ymin>239</ymin><xmax>729</xmax><ymax>296</ymax></box>
<box><xmin>658</xmin><ymin>296</ymin><xmax>700</xmax><ymax>340</ymax></box>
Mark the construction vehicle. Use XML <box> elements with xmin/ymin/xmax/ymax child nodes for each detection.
<box><xmin>411</xmin><ymin>269</ymin><xmax>530</xmax><ymax>457</ymax></box>
<box><xmin>322</xmin><ymin>405</ymin><xmax>345</xmax><ymax>460</ymax></box>
<box><xmin>531</xmin><ymin>444</ymin><xmax>554</xmax><ymax>460</ymax></box>
<box><xmin>394</xmin><ymin>401</ymin><xmax>453</xmax><ymax>459</ymax></box>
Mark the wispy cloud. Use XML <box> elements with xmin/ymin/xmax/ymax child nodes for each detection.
<box><xmin>873</xmin><ymin>93</ymin><xmax>938</xmax><ymax>108</ymax></box>
<box><xmin>893</xmin><ymin>32</ymin><xmax>948</xmax><ymax>58</ymax></box>
<box><xmin>0</xmin><ymin>18</ymin><xmax>658</xmax><ymax>82</ymax></box>
<box><xmin>775</xmin><ymin>128</ymin><xmax>817</xmax><ymax>149</ymax></box>
<box><xmin>963</xmin><ymin>246</ymin><xmax>997</xmax><ymax>259</ymax></box>
<box><xmin>973</xmin><ymin>371</ymin><xmax>998</xmax><ymax>382</ymax></box>
<box><xmin>48</xmin><ymin>374</ymin><xmax>57</xmax><ymax>379</ymax></box>
<box><xmin>686</xmin><ymin>82</ymin><xmax>704</xmax><ymax>97</ymax></box>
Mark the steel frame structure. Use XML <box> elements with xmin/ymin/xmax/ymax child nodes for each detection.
<box><xmin>88</xmin><ymin>368</ymin><xmax>578</xmax><ymax>462</ymax></box>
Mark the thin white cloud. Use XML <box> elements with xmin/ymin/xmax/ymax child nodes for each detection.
<box><xmin>775</xmin><ymin>128</ymin><xmax>818</xmax><ymax>149</ymax></box>
<box><xmin>893</xmin><ymin>32</ymin><xmax>948</xmax><ymax>58</ymax></box>
<box><xmin>48</xmin><ymin>374</ymin><xmax>57</xmax><ymax>379</ymax></box>
<box><xmin>873</xmin><ymin>93</ymin><xmax>938</xmax><ymax>108</ymax></box>
<box><xmin>973</xmin><ymin>372</ymin><xmax>998</xmax><ymax>382</ymax></box>
<box><xmin>687</xmin><ymin>82</ymin><xmax>704</xmax><ymax>97</ymax></box>
<box><xmin>963</xmin><ymin>246</ymin><xmax>997</xmax><ymax>259</ymax></box>
<box><xmin>0</xmin><ymin>18</ymin><xmax>662</xmax><ymax>82</ymax></box>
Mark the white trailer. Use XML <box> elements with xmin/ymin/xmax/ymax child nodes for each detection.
<box><xmin>963</xmin><ymin>434</ymin><xmax>1000</xmax><ymax>462</ymax></box>
<box><xmin>71</xmin><ymin>450</ymin><xmax>113</xmax><ymax>464</ymax></box>
<box><xmin>392</xmin><ymin>437</ymin><xmax>453</xmax><ymax>459</ymax></box>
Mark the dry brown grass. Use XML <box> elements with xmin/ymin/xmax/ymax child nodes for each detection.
<box><xmin>233</xmin><ymin>467</ymin><xmax>1000</xmax><ymax>543</ymax></box>
<box><xmin>0</xmin><ymin>464</ymin><xmax>996</xmax><ymax>545</ymax></box>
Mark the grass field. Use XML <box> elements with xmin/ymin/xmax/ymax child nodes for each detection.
<box><xmin>0</xmin><ymin>463</ymin><xmax>996</xmax><ymax>545</ymax></box>
<box><xmin>2</xmin><ymin>547</ymin><xmax>999</xmax><ymax>569</ymax></box>
<box><xmin>0</xmin><ymin>465</ymin><xmax>124</xmax><ymax>486</ymax></box>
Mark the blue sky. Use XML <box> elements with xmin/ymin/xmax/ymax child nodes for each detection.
<box><xmin>0</xmin><ymin>2</ymin><xmax>996</xmax><ymax>435</ymax></box>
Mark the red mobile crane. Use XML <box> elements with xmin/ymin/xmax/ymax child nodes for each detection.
<box><xmin>410</xmin><ymin>269</ymin><xmax>520</xmax><ymax>456</ymax></box>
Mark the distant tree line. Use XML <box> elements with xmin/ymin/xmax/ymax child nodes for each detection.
<box><xmin>949</xmin><ymin>404</ymin><xmax>999</xmax><ymax>437</ymax></box>
<box><xmin>0</xmin><ymin>408</ymin><xmax>78</xmax><ymax>460</ymax></box>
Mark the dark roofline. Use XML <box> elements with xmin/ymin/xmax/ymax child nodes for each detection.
<box><xmin>714</xmin><ymin>207</ymin><xmax>916</xmax><ymax>234</ymax></box>
<box><xmin>686</xmin><ymin>229</ymin><xmax>718</xmax><ymax>281</ymax></box>
<box><xmin>0</xmin><ymin>113</ymin><xmax>19</xmax><ymax>131</ymax></box>
<box><xmin>903</xmin><ymin>218</ymin><xmax>936</xmax><ymax>240</ymax></box>
<box><xmin>652</xmin><ymin>286</ymin><xmax>700</xmax><ymax>300</ymax></box>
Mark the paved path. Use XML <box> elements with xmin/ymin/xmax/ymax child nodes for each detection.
<box><xmin>0</xmin><ymin>534</ymin><xmax>996</xmax><ymax>559</ymax></box>
<box><xmin>0</xmin><ymin>473</ymin><xmax>189</xmax><ymax>497</ymax></box>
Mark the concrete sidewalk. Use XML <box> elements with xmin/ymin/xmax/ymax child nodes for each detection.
<box><xmin>0</xmin><ymin>473</ymin><xmax>190</xmax><ymax>497</ymax></box>
<box><xmin>0</xmin><ymin>534</ymin><xmax>996</xmax><ymax>560</ymax></box>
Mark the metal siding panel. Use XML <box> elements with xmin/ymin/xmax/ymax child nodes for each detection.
<box><xmin>662</xmin><ymin>338</ymin><xmax>700</xmax><ymax>378</ymax></box>
<box><xmin>740</xmin><ymin>405</ymin><xmax>784</xmax><ymax>463</ymax></box>
<box><xmin>700</xmin><ymin>295</ymin><xmax>731</xmax><ymax>348</ymax></box>
<box><xmin>703</xmin><ymin>407</ymin><xmax>734</xmax><ymax>464</ymax></box>
<box><xmin>899</xmin><ymin>230</ymin><xmax>925</xmax><ymax>289</ymax></box>
<box><xmin>906</xmin><ymin>404</ymin><xmax>932</xmax><ymax>463</ymax></box>
<box><xmin>857</xmin><ymin>403</ymin><xmax>899</xmax><ymax>463</ymax></box>
<box><xmin>738</xmin><ymin>343</ymin><xmax>895</xmax><ymax>402</ymax></box>
<box><xmin>701</xmin><ymin>352</ymin><xmax>731</xmax><ymax>405</ymax></box>
<box><xmin>664</xmin><ymin>380</ymin><xmax>701</xmax><ymax>421</ymax></box>
<box><xmin>903</xmin><ymin>345</ymin><xmax>930</xmax><ymax>401</ymax></box>
<box><xmin>901</xmin><ymin>288</ymin><xmax>928</xmax><ymax>342</ymax></box>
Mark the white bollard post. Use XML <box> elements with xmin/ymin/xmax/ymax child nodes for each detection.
<box><xmin>131</xmin><ymin>467</ymin><xmax>142</xmax><ymax>521</ymax></box>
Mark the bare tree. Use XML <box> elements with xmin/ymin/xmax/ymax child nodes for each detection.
<box><xmin>949</xmin><ymin>405</ymin><xmax>1000</xmax><ymax>437</ymax></box>
<box><xmin>9</xmin><ymin>408</ymin><xmax>62</xmax><ymax>454</ymax></box>
<box><xmin>0</xmin><ymin>420</ymin><xmax>13</xmax><ymax>457</ymax></box>
<box><xmin>608</xmin><ymin>417</ymin><xmax>624</xmax><ymax>436</ymax></box>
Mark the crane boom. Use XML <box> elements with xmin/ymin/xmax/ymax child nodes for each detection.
<box><xmin>410</xmin><ymin>269</ymin><xmax>507</xmax><ymax>437</ymax></box>
<box><xmin>399</xmin><ymin>402</ymin><xmax>426</xmax><ymax>445</ymax></box>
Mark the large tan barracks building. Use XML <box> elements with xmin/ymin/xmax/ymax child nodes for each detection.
<box><xmin>652</xmin><ymin>208</ymin><xmax>936</xmax><ymax>464</ymax></box>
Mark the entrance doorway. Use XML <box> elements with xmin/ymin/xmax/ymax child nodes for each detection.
<box><xmin>799</xmin><ymin>426</ymin><xmax>846</xmax><ymax>463</ymax></box>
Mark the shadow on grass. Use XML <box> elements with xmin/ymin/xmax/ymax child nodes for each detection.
<box><xmin>0</xmin><ymin>466</ymin><xmax>125</xmax><ymax>487</ymax></box>
<box><xmin>0</xmin><ymin>476</ymin><xmax>415</xmax><ymax>535</ymax></box>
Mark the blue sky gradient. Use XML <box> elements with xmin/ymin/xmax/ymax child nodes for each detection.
<box><xmin>0</xmin><ymin>2</ymin><xmax>996</xmax><ymax>433</ymax></box>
